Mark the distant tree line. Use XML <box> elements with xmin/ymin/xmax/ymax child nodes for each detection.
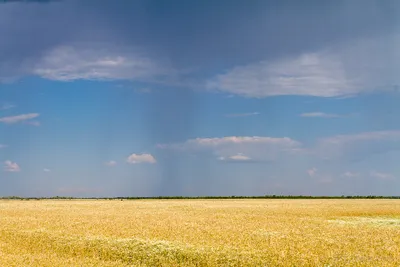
<box><xmin>1</xmin><ymin>195</ymin><xmax>400</xmax><ymax>200</ymax></box>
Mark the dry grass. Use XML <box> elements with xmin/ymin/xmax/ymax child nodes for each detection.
<box><xmin>0</xmin><ymin>199</ymin><xmax>399</xmax><ymax>266</ymax></box>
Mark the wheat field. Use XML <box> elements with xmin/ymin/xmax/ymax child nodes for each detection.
<box><xmin>0</xmin><ymin>199</ymin><xmax>399</xmax><ymax>266</ymax></box>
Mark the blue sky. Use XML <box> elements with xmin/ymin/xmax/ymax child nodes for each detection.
<box><xmin>1</xmin><ymin>0</ymin><xmax>400</xmax><ymax>196</ymax></box>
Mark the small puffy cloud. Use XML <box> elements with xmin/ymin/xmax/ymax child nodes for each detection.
<box><xmin>370</xmin><ymin>171</ymin><xmax>395</xmax><ymax>181</ymax></box>
<box><xmin>342</xmin><ymin>171</ymin><xmax>360</xmax><ymax>178</ymax></box>
<box><xmin>0</xmin><ymin>113</ymin><xmax>39</xmax><ymax>124</ymax></box>
<box><xmin>307</xmin><ymin>167</ymin><xmax>317</xmax><ymax>177</ymax></box>
<box><xmin>4</xmin><ymin>160</ymin><xmax>20</xmax><ymax>172</ymax></box>
<box><xmin>159</xmin><ymin>136</ymin><xmax>302</xmax><ymax>162</ymax></box>
<box><xmin>105</xmin><ymin>160</ymin><xmax>117</xmax><ymax>166</ymax></box>
<box><xmin>127</xmin><ymin>153</ymin><xmax>156</xmax><ymax>164</ymax></box>
<box><xmin>224</xmin><ymin>112</ymin><xmax>260</xmax><ymax>118</ymax></box>
<box><xmin>300</xmin><ymin>112</ymin><xmax>341</xmax><ymax>118</ymax></box>
<box><xmin>43</xmin><ymin>168</ymin><xmax>51</xmax><ymax>172</ymax></box>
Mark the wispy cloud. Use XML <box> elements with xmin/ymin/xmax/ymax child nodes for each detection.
<box><xmin>159</xmin><ymin>130</ymin><xmax>400</xmax><ymax>164</ymax></box>
<box><xmin>225</xmin><ymin>112</ymin><xmax>260</xmax><ymax>118</ymax></box>
<box><xmin>218</xmin><ymin>153</ymin><xmax>252</xmax><ymax>162</ymax></box>
<box><xmin>24</xmin><ymin>121</ymin><xmax>41</xmax><ymax>126</ymax></box>
<box><xmin>0</xmin><ymin>144</ymin><xmax>7</xmax><ymax>149</ymax></box>
<box><xmin>207</xmin><ymin>52</ymin><xmax>357</xmax><ymax>98</ymax></box>
<box><xmin>161</xmin><ymin>136</ymin><xmax>301</xmax><ymax>148</ymax></box>
<box><xmin>370</xmin><ymin>171</ymin><xmax>395</xmax><ymax>181</ymax></box>
<box><xmin>342</xmin><ymin>171</ymin><xmax>360</xmax><ymax>178</ymax></box>
<box><xmin>105</xmin><ymin>160</ymin><xmax>117</xmax><ymax>167</ymax></box>
<box><xmin>159</xmin><ymin>136</ymin><xmax>302</xmax><ymax>162</ymax></box>
<box><xmin>0</xmin><ymin>113</ymin><xmax>39</xmax><ymax>124</ymax></box>
<box><xmin>207</xmin><ymin>35</ymin><xmax>400</xmax><ymax>98</ymax></box>
<box><xmin>126</xmin><ymin>154</ymin><xmax>156</xmax><ymax>164</ymax></box>
<box><xmin>300</xmin><ymin>112</ymin><xmax>341</xmax><ymax>118</ymax></box>
<box><xmin>307</xmin><ymin>167</ymin><xmax>317</xmax><ymax>177</ymax></box>
<box><xmin>4</xmin><ymin>160</ymin><xmax>20</xmax><ymax>172</ymax></box>
<box><xmin>32</xmin><ymin>45</ymin><xmax>175</xmax><ymax>83</ymax></box>
<box><xmin>43</xmin><ymin>168</ymin><xmax>51</xmax><ymax>172</ymax></box>
<box><xmin>319</xmin><ymin>130</ymin><xmax>400</xmax><ymax>144</ymax></box>
<box><xmin>306</xmin><ymin>168</ymin><xmax>333</xmax><ymax>184</ymax></box>
<box><xmin>0</xmin><ymin>104</ymin><xmax>15</xmax><ymax>110</ymax></box>
<box><xmin>315</xmin><ymin>130</ymin><xmax>400</xmax><ymax>160</ymax></box>
<box><xmin>300</xmin><ymin>112</ymin><xmax>356</xmax><ymax>118</ymax></box>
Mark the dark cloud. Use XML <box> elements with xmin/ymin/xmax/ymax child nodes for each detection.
<box><xmin>1</xmin><ymin>0</ymin><xmax>400</xmax><ymax>76</ymax></box>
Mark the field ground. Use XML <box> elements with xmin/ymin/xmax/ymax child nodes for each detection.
<box><xmin>0</xmin><ymin>199</ymin><xmax>399</xmax><ymax>266</ymax></box>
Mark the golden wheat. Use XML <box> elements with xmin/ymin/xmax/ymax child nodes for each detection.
<box><xmin>0</xmin><ymin>199</ymin><xmax>399</xmax><ymax>266</ymax></box>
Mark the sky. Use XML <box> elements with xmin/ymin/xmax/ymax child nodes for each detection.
<box><xmin>1</xmin><ymin>0</ymin><xmax>400</xmax><ymax>197</ymax></box>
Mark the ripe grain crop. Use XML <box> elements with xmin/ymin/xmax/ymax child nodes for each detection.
<box><xmin>0</xmin><ymin>199</ymin><xmax>399</xmax><ymax>266</ymax></box>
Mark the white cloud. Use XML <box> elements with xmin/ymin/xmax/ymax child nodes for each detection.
<box><xmin>32</xmin><ymin>45</ymin><xmax>175</xmax><ymax>82</ymax></box>
<box><xmin>225</xmin><ymin>112</ymin><xmax>260</xmax><ymax>118</ymax></box>
<box><xmin>4</xmin><ymin>160</ymin><xmax>20</xmax><ymax>172</ymax></box>
<box><xmin>207</xmin><ymin>52</ymin><xmax>353</xmax><ymax>98</ymax></box>
<box><xmin>218</xmin><ymin>153</ymin><xmax>251</xmax><ymax>162</ymax></box>
<box><xmin>127</xmin><ymin>153</ymin><xmax>156</xmax><ymax>164</ymax></box>
<box><xmin>0</xmin><ymin>144</ymin><xmax>7</xmax><ymax>149</ymax></box>
<box><xmin>307</xmin><ymin>167</ymin><xmax>317</xmax><ymax>177</ymax></box>
<box><xmin>159</xmin><ymin>136</ymin><xmax>302</xmax><ymax>162</ymax></box>
<box><xmin>370</xmin><ymin>171</ymin><xmax>395</xmax><ymax>181</ymax></box>
<box><xmin>300</xmin><ymin>112</ymin><xmax>341</xmax><ymax>118</ymax></box>
<box><xmin>43</xmin><ymin>168</ymin><xmax>51</xmax><ymax>172</ymax></box>
<box><xmin>105</xmin><ymin>160</ymin><xmax>117</xmax><ymax>166</ymax></box>
<box><xmin>207</xmin><ymin>35</ymin><xmax>400</xmax><ymax>98</ymax></box>
<box><xmin>0</xmin><ymin>113</ymin><xmax>39</xmax><ymax>124</ymax></box>
<box><xmin>159</xmin><ymin>131</ymin><xmax>400</xmax><ymax>163</ymax></box>
<box><xmin>342</xmin><ymin>171</ymin><xmax>360</xmax><ymax>178</ymax></box>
